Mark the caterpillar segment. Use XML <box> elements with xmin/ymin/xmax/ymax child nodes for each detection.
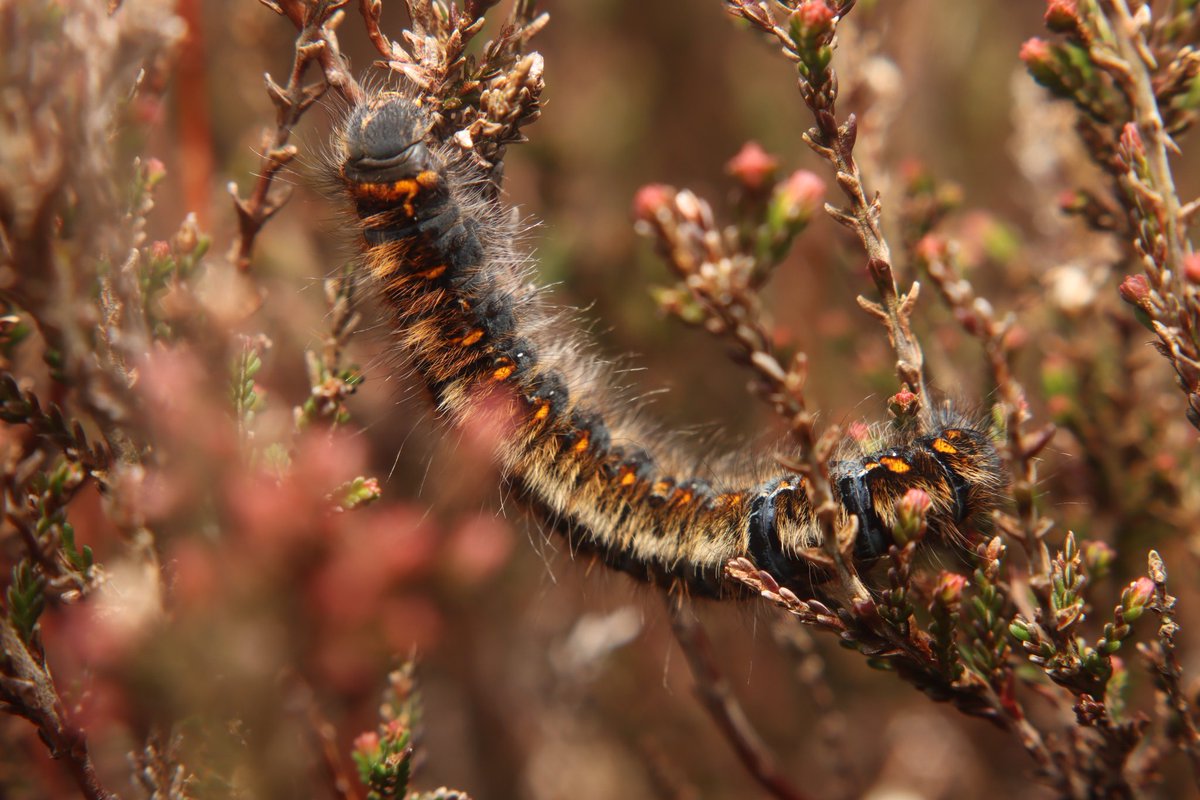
<box><xmin>337</xmin><ymin>93</ymin><xmax>1002</xmax><ymax>598</ymax></box>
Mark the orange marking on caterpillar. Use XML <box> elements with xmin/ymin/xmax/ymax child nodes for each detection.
<box><xmin>459</xmin><ymin>329</ymin><xmax>484</xmax><ymax>346</ymax></box>
<box><xmin>651</xmin><ymin>480</ymin><xmax>673</xmax><ymax>497</ymax></box>
<box><xmin>419</xmin><ymin>265</ymin><xmax>447</xmax><ymax>280</ymax></box>
<box><xmin>416</xmin><ymin>170</ymin><xmax>440</xmax><ymax>189</ymax></box>
<box><xmin>347</xmin><ymin>178</ymin><xmax>421</xmax><ymax>216</ymax></box>
<box><xmin>493</xmin><ymin>364</ymin><xmax>515</xmax><ymax>381</ymax></box>
<box><xmin>879</xmin><ymin>456</ymin><xmax>911</xmax><ymax>473</ymax></box>
<box><xmin>620</xmin><ymin>470</ymin><xmax>637</xmax><ymax>487</ymax></box>
<box><xmin>863</xmin><ymin>461</ymin><xmax>879</xmax><ymax>471</ymax></box>
<box><xmin>532</xmin><ymin>402</ymin><xmax>550</xmax><ymax>421</ymax></box>
<box><xmin>932</xmin><ymin>437</ymin><xmax>958</xmax><ymax>454</ymax></box>
<box><xmin>944</xmin><ymin>429</ymin><xmax>962</xmax><ymax>440</ymax></box>
<box><xmin>573</xmin><ymin>434</ymin><xmax>590</xmax><ymax>452</ymax></box>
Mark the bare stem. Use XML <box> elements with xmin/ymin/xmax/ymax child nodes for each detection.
<box><xmin>667</xmin><ymin>599</ymin><xmax>814</xmax><ymax>800</ymax></box>
<box><xmin>920</xmin><ymin>249</ymin><xmax>1055</xmax><ymax>577</ymax></box>
<box><xmin>1103</xmin><ymin>0</ymin><xmax>1188</xmax><ymax>289</ymax></box>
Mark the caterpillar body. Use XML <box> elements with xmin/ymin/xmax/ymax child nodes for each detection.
<box><xmin>337</xmin><ymin>93</ymin><xmax>1003</xmax><ymax>598</ymax></box>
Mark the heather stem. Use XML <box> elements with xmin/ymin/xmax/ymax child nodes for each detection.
<box><xmin>1103</xmin><ymin>0</ymin><xmax>1189</xmax><ymax>292</ymax></box>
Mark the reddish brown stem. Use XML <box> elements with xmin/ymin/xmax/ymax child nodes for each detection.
<box><xmin>667</xmin><ymin>600</ymin><xmax>814</xmax><ymax>800</ymax></box>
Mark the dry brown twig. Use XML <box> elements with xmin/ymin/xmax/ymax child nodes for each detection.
<box><xmin>232</xmin><ymin>0</ymin><xmax>364</xmax><ymax>272</ymax></box>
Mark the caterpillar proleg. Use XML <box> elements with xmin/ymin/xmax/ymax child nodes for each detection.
<box><xmin>338</xmin><ymin>93</ymin><xmax>1004</xmax><ymax>598</ymax></box>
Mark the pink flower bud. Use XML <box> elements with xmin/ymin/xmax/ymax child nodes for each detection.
<box><xmin>1119</xmin><ymin>123</ymin><xmax>1144</xmax><ymax>155</ymax></box>
<box><xmin>846</xmin><ymin>421</ymin><xmax>870</xmax><ymax>443</ymax></box>
<box><xmin>888</xmin><ymin>389</ymin><xmax>920</xmax><ymax>420</ymax></box>
<box><xmin>143</xmin><ymin>157</ymin><xmax>167</xmax><ymax>187</ymax></box>
<box><xmin>725</xmin><ymin>141</ymin><xmax>778</xmax><ymax>191</ymax></box>
<box><xmin>914</xmin><ymin>234</ymin><xmax>947</xmax><ymax>265</ymax></box>
<box><xmin>1058</xmin><ymin>189</ymin><xmax>1086</xmax><ymax>213</ymax></box>
<box><xmin>353</xmin><ymin>731</ymin><xmax>380</xmax><ymax>756</ymax></box>
<box><xmin>1118</xmin><ymin>274</ymin><xmax>1151</xmax><ymax>308</ymax></box>
<box><xmin>788</xmin><ymin>0</ymin><xmax>837</xmax><ymax>59</ymax></box>
<box><xmin>768</xmin><ymin>170</ymin><xmax>826</xmax><ymax>235</ymax></box>
<box><xmin>383</xmin><ymin>719</ymin><xmax>407</xmax><ymax>742</ymax></box>
<box><xmin>1044</xmin><ymin>0</ymin><xmax>1080</xmax><ymax>33</ymax></box>
<box><xmin>1020</xmin><ymin>38</ymin><xmax>1059</xmax><ymax>87</ymax></box>
<box><xmin>893</xmin><ymin>487</ymin><xmax>931</xmax><ymax>546</ymax></box>
<box><xmin>1121</xmin><ymin>576</ymin><xmax>1156</xmax><ymax>621</ymax></box>
<box><xmin>150</xmin><ymin>240</ymin><xmax>171</xmax><ymax>260</ymax></box>
<box><xmin>632</xmin><ymin>184</ymin><xmax>674</xmax><ymax>223</ymax></box>
<box><xmin>1019</xmin><ymin>37</ymin><xmax>1052</xmax><ymax>65</ymax></box>
<box><xmin>1184</xmin><ymin>253</ymin><xmax>1200</xmax><ymax>284</ymax></box>
<box><xmin>792</xmin><ymin>0</ymin><xmax>836</xmax><ymax>36</ymax></box>
<box><xmin>934</xmin><ymin>571</ymin><xmax>968</xmax><ymax>608</ymax></box>
<box><xmin>901</xmin><ymin>487</ymin><xmax>932</xmax><ymax>514</ymax></box>
<box><xmin>776</xmin><ymin>169</ymin><xmax>825</xmax><ymax>213</ymax></box>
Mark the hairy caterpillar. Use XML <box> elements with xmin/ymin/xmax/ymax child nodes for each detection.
<box><xmin>337</xmin><ymin>92</ymin><xmax>1003</xmax><ymax>597</ymax></box>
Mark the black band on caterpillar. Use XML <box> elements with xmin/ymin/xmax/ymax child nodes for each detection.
<box><xmin>337</xmin><ymin>93</ymin><xmax>1003</xmax><ymax>598</ymax></box>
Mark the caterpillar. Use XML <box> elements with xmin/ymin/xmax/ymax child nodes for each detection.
<box><xmin>336</xmin><ymin>92</ymin><xmax>1004</xmax><ymax>598</ymax></box>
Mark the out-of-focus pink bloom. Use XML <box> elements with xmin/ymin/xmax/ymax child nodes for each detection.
<box><xmin>632</xmin><ymin>184</ymin><xmax>674</xmax><ymax>222</ymax></box>
<box><xmin>846</xmin><ymin>421</ymin><xmax>871</xmax><ymax>443</ymax></box>
<box><xmin>166</xmin><ymin>538</ymin><xmax>220</xmax><ymax>610</ymax></box>
<box><xmin>726</xmin><ymin>141</ymin><xmax>778</xmax><ymax>191</ymax></box>
<box><xmin>1183</xmin><ymin>253</ymin><xmax>1200</xmax><ymax>284</ymax></box>
<box><xmin>143</xmin><ymin>156</ymin><xmax>167</xmax><ymax>185</ymax></box>
<box><xmin>353</xmin><ymin>731</ymin><xmax>380</xmax><ymax>756</ymax></box>
<box><xmin>444</xmin><ymin>512</ymin><xmax>515</xmax><ymax>586</ymax></box>
<box><xmin>773</xmin><ymin>169</ymin><xmax>826</xmax><ymax>224</ymax></box>
<box><xmin>313</xmin><ymin>506</ymin><xmax>438</xmax><ymax>625</ymax></box>
<box><xmin>914</xmin><ymin>234</ymin><xmax>947</xmax><ymax>264</ymax></box>
<box><xmin>140</xmin><ymin>347</ymin><xmax>236</xmax><ymax>459</ymax></box>
<box><xmin>459</xmin><ymin>385</ymin><xmax>521</xmax><ymax>462</ymax></box>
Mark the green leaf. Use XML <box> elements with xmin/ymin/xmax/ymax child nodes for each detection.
<box><xmin>6</xmin><ymin>562</ymin><xmax>46</xmax><ymax>644</ymax></box>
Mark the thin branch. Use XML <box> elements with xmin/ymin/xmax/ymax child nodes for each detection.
<box><xmin>1103</xmin><ymin>0</ymin><xmax>1188</xmax><ymax>289</ymax></box>
<box><xmin>234</xmin><ymin>0</ymin><xmax>363</xmax><ymax>272</ymax></box>
<box><xmin>918</xmin><ymin>244</ymin><xmax>1056</xmax><ymax>578</ymax></box>
<box><xmin>666</xmin><ymin>599</ymin><xmax>814</xmax><ymax>800</ymax></box>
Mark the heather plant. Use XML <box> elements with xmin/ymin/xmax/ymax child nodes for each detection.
<box><xmin>1</xmin><ymin>1</ymin><xmax>1198</xmax><ymax>799</ymax></box>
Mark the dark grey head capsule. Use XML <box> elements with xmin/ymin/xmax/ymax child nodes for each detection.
<box><xmin>341</xmin><ymin>95</ymin><xmax>432</xmax><ymax>184</ymax></box>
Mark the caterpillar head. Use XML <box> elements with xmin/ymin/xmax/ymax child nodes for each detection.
<box><xmin>340</xmin><ymin>93</ymin><xmax>434</xmax><ymax>186</ymax></box>
<box><xmin>834</xmin><ymin>424</ymin><xmax>1003</xmax><ymax>559</ymax></box>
